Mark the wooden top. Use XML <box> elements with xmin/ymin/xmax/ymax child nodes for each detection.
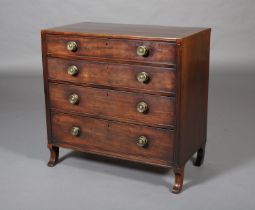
<box><xmin>43</xmin><ymin>22</ymin><xmax>210</xmax><ymax>41</ymax></box>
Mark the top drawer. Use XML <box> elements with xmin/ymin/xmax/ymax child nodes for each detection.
<box><xmin>46</xmin><ymin>35</ymin><xmax>176</xmax><ymax>65</ymax></box>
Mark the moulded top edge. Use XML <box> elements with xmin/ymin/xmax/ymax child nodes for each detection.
<box><xmin>42</xmin><ymin>22</ymin><xmax>210</xmax><ymax>41</ymax></box>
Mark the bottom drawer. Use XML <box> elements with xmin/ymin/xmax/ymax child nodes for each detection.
<box><xmin>51</xmin><ymin>112</ymin><xmax>174</xmax><ymax>166</ymax></box>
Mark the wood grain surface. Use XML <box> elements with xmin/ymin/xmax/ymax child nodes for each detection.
<box><xmin>46</xmin><ymin>35</ymin><xmax>176</xmax><ymax>65</ymax></box>
<box><xmin>51</xmin><ymin>112</ymin><xmax>174</xmax><ymax>165</ymax></box>
<box><xmin>47</xmin><ymin>57</ymin><xmax>176</xmax><ymax>95</ymax></box>
<box><xmin>49</xmin><ymin>83</ymin><xmax>176</xmax><ymax>128</ymax></box>
<box><xmin>43</xmin><ymin>22</ymin><xmax>209</xmax><ymax>41</ymax></box>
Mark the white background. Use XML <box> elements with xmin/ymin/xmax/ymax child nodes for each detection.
<box><xmin>0</xmin><ymin>1</ymin><xmax>254</xmax><ymax>210</ymax></box>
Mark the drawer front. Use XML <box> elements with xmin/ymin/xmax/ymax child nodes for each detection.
<box><xmin>48</xmin><ymin>57</ymin><xmax>176</xmax><ymax>94</ymax></box>
<box><xmin>51</xmin><ymin>112</ymin><xmax>174</xmax><ymax>164</ymax></box>
<box><xmin>49</xmin><ymin>83</ymin><xmax>176</xmax><ymax>128</ymax></box>
<box><xmin>46</xmin><ymin>35</ymin><xmax>176</xmax><ymax>65</ymax></box>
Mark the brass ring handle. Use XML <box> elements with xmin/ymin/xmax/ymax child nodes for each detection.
<box><xmin>69</xmin><ymin>93</ymin><xmax>79</xmax><ymax>105</ymax></box>
<box><xmin>71</xmin><ymin>126</ymin><xmax>80</xmax><ymax>136</ymax></box>
<box><xmin>67</xmin><ymin>65</ymin><xmax>79</xmax><ymax>76</ymax></box>
<box><xmin>137</xmin><ymin>136</ymin><xmax>148</xmax><ymax>147</ymax></box>
<box><xmin>67</xmin><ymin>41</ymin><xmax>78</xmax><ymax>52</ymax></box>
<box><xmin>137</xmin><ymin>72</ymin><xmax>149</xmax><ymax>83</ymax></box>
<box><xmin>137</xmin><ymin>46</ymin><xmax>149</xmax><ymax>56</ymax></box>
<box><xmin>137</xmin><ymin>101</ymin><xmax>148</xmax><ymax>113</ymax></box>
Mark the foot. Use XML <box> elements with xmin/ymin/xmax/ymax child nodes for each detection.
<box><xmin>47</xmin><ymin>144</ymin><xmax>59</xmax><ymax>167</ymax></box>
<box><xmin>194</xmin><ymin>145</ymin><xmax>205</xmax><ymax>167</ymax></box>
<box><xmin>172</xmin><ymin>167</ymin><xmax>184</xmax><ymax>194</ymax></box>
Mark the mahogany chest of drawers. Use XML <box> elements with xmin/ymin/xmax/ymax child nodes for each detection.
<box><xmin>41</xmin><ymin>22</ymin><xmax>211</xmax><ymax>193</ymax></box>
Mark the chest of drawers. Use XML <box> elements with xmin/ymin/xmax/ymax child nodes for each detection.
<box><xmin>41</xmin><ymin>22</ymin><xmax>211</xmax><ymax>193</ymax></box>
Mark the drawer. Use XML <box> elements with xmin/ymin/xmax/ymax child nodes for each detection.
<box><xmin>51</xmin><ymin>112</ymin><xmax>174</xmax><ymax>164</ymax></box>
<box><xmin>47</xmin><ymin>57</ymin><xmax>176</xmax><ymax>95</ymax></box>
<box><xmin>46</xmin><ymin>35</ymin><xmax>176</xmax><ymax>65</ymax></box>
<box><xmin>49</xmin><ymin>83</ymin><xmax>176</xmax><ymax>128</ymax></box>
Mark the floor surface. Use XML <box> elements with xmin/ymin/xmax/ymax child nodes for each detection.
<box><xmin>0</xmin><ymin>69</ymin><xmax>254</xmax><ymax>210</ymax></box>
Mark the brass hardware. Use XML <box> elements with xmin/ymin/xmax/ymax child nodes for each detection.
<box><xmin>137</xmin><ymin>72</ymin><xmax>149</xmax><ymax>83</ymax></box>
<box><xmin>67</xmin><ymin>65</ymin><xmax>79</xmax><ymax>76</ymax></box>
<box><xmin>69</xmin><ymin>93</ymin><xmax>79</xmax><ymax>104</ymax></box>
<box><xmin>71</xmin><ymin>126</ymin><xmax>80</xmax><ymax>136</ymax></box>
<box><xmin>67</xmin><ymin>41</ymin><xmax>78</xmax><ymax>52</ymax></box>
<box><xmin>137</xmin><ymin>101</ymin><xmax>148</xmax><ymax>113</ymax></box>
<box><xmin>137</xmin><ymin>46</ymin><xmax>149</xmax><ymax>56</ymax></box>
<box><xmin>137</xmin><ymin>136</ymin><xmax>148</xmax><ymax>147</ymax></box>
